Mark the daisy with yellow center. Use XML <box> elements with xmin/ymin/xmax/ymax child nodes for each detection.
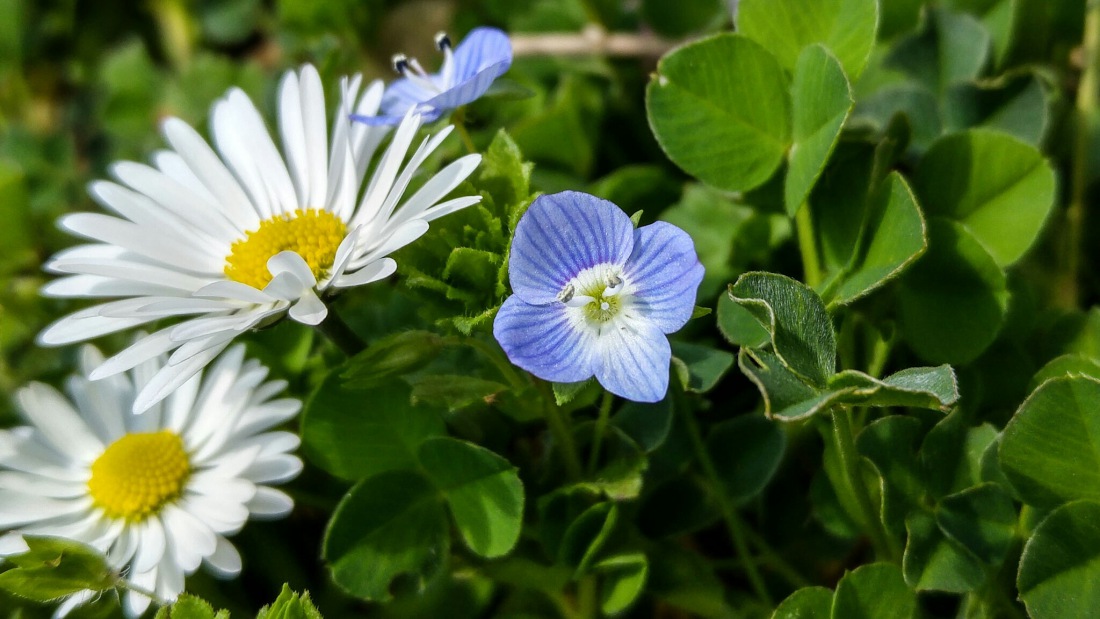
<box><xmin>0</xmin><ymin>344</ymin><xmax>302</xmax><ymax>617</ymax></box>
<box><xmin>37</xmin><ymin>64</ymin><xmax>483</xmax><ymax>412</ymax></box>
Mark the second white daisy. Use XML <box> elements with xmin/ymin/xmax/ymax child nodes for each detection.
<box><xmin>0</xmin><ymin>343</ymin><xmax>302</xmax><ymax>617</ymax></box>
<box><xmin>38</xmin><ymin>64</ymin><xmax>483</xmax><ymax>412</ymax></box>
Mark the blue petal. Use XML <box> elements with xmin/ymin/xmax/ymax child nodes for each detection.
<box><xmin>493</xmin><ymin>295</ymin><xmax>596</xmax><ymax>383</ymax></box>
<box><xmin>419</xmin><ymin>58</ymin><xmax>510</xmax><ymax>116</ymax></box>
<box><xmin>418</xmin><ymin>27</ymin><xmax>513</xmax><ymax>112</ymax></box>
<box><xmin>508</xmin><ymin>191</ymin><xmax>636</xmax><ymax>304</ymax></box>
<box><xmin>356</xmin><ymin>27</ymin><xmax>511</xmax><ymax>125</ymax></box>
<box><xmin>623</xmin><ymin>222</ymin><xmax>705</xmax><ymax>334</ymax></box>
<box><xmin>452</xmin><ymin>27</ymin><xmax>513</xmax><ymax>84</ymax></box>
<box><xmin>593</xmin><ymin>318</ymin><xmax>671</xmax><ymax>403</ymax></box>
<box><xmin>376</xmin><ymin>78</ymin><xmax>447</xmax><ymax>122</ymax></box>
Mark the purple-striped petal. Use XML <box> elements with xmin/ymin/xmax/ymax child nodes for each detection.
<box><xmin>493</xmin><ymin>296</ymin><xmax>596</xmax><ymax>384</ymax></box>
<box><xmin>508</xmin><ymin>191</ymin><xmax>635</xmax><ymax>305</ymax></box>
<box><xmin>354</xmin><ymin>27</ymin><xmax>511</xmax><ymax>127</ymax></box>
<box><xmin>451</xmin><ymin>27</ymin><xmax>513</xmax><ymax>83</ymax></box>
<box><xmin>593</xmin><ymin>317</ymin><xmax>671</xmax><ymax>403</ymax></box>
<box><xmin>623</xmin><ymin>221</ymin><xmax>705</xmax><ymax>334</ymax></box>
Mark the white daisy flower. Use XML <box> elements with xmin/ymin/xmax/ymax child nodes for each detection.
<box><xmin>0</xmin><ymin>343</ymin><xmax>302</xmax><ymax>617</ymax></box>
<box><xmin>37</xmin><ymin>64</ymin><xmax>483</xmax><ymax>412</ymax></box>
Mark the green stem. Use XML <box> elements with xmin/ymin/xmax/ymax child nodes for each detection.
<box><xmin>795</xmin><ymin>203</ymin><xmax>823</xmax><ymax>288</ymax></box>
<box><xmin>679</xmin><ymin>393</ymin><xmax>773</xmax><ymax>606</ymax></box>
<box><xmin>587</xmin><ymin>390</ymin><xmax>614</xmax><ymax>475</ymax></box>
<box><xmin>1064</xmin><ymin>3</ymin><xmax>1100</xmax><ymax>308</ymax></box>
<box><xmin>537</xmin><ymin>380</ymin><xmax>585</xmax><ymax>481</ymax></box>
<box><xmin>457</xmin><ymin>336</ymin><xmax>528</xmax><ymax>391</ymax></box>
<box><xmin>576</xmin><ymin>576</ymin><xmax>598</xmax><ymax>619</ymax></box>
<box><xmin>711</xmin><ymin>512</ymin><xmax>812</xmax><ymax>590</ymax></box>
<box><xmin>451</xmin><ymin>107</ymin><xmax>478</xmax><ymax>154</ymax></box>
<box><xmin>117</xmin><ymin>578</ymin><xmax>168</xmax><ymax>606</ymax></box>
<box><xmin>830</xmin><ymin>408</ymin><xmax>900</xmax><ymax>561</ymax></box>
<box><xmin>743</xmin><ymin>525</ymin><xmax>811</xmax><ymax>588</ymax></box>
<box><xmin>315</xmin><ymin>311</ymin><xmax>367</xmax><ymax>357</ymax></box>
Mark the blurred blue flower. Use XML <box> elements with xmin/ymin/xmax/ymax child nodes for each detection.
<box><xmin>494</xmin><ymin>191</ymin><xmax>704</xmax><ymax>403</ymax></box>
<box><xmin>353</xmin><ymin>27</ymin><xmax>512</xmax><ymax>126</ymax></box>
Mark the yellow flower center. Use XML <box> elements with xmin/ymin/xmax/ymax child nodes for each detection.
<box><xmin>87</xmin><ymin>430</ymin><xmax>191</xmax><ymax>521</ymax></box>
<box><xmin>583</xmin><ymin>290</ymin><xmax>622</xmax><ymax>323</ymax></box>
<box><xmin>223</xmin><ymin>209</ymin><xmax>347</xmax><ymax>290</ymax></box>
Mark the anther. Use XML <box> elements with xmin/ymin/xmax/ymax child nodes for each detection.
<box><xmin>391</xmin><ymin>53</ymin><xmax>410</xmax><ymax>74</ymax></box>
<box><xmin>434</xmin><ymin>31</ymin><xmax>452</xmax><ymax>51</ymax></box>
<box><xmin>605</xmin><ymin>272</ymin><xmax>623</xmax><ymax>288</ymax></box>
<box><xmin>557</xmin><ymin>283</ymin><xmax>575</xmax><ymax>304</ymax></box>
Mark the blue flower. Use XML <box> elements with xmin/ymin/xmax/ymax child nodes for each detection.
<box><xmin>493</xmin><ymin>191</ymin><xmax>704</xmax><ymax>403</ymax></box>
<box><xmin>353</xmin><ymin>27</ymin><xmax>512</xmax><ymax>126</ymax></box>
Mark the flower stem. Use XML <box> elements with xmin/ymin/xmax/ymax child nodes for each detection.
<box><xmin>315</xmin><ymin>311</ymin><xmax>367</xmax><ymax>357</ymax></box>
<box><xmin>457</xmin><ymin>335</ymin><xmax>528</xmax><ymax>391</ymax></box>
<box><xmin>537</xmin><ymin>380</ymin><xmax>585</xmax><ymax>480</ymax></box>
<box><xmin>795</xmin><ymin>203</ymin><xmax>823</xmax><ymax>288</ymax></box>
<box><xmin>117</xmin><ymin>578</ymin><xmax>169</xmax><ymax>606</ymax></box>
<box><xmin>1063</xmin><ymin>3</ymin><xmax>1100</xmax><ymax>308</ymax></box>
<box><xmin>829</xmin><ymin>407</ymin><xmax>900</xmax><ymax>562</ymax></box>
<box><xmin>576</xmin><ymin>576</ymin><xmax>598</xmax><ymax>619</ymax></box>
<box><xmin>451</xmin><ymin>107</ymin><xmax>478</xmax><ymax>154</ymax></box>
<box><xmin>678</xmin><ymin>392</ymin><xmax>773</xmax><ymax>606</ymax></box>
<box><xmin>586</xmin><ymin>390</ymin><xmax>614</xmax><ymax>475</ymax></box>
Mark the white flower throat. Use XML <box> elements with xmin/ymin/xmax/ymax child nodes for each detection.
<box><xmin>559</xmin><ymin>265</ymin><xmax>632</xmax><ymax>325</ymax></box>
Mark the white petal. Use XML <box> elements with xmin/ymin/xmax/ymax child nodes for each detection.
<box><xmin>188</xmin><ymin>473</ymin><xmax>256</xmax><ymax>504</ymax></box>
<box><xmin>242</xmin><ymin>454</ymin><xmax>303</xmax><ymax>485</ymax></box>
<box><xmin>54</xmin><ymin>590</ymin><xmax>95</xmax><ymax>618</ymax></box>
<box><xmin>132</xmin><ymin>517</ymin><xmax>166</xmax><ymax>573</ymax></box>
<box><xmin>299</xmin><ymin>65</ymin><xmax>330</xmax><ymax>209</ymax></box>
<box><xmin>233</xmin><ymin>399</ymin><xmax>301</xmax><ymax>436</ymax></box>
<box><xmin>278</xmin><ymin>70</ymin><xmax>310</xmax><ymax>206</ymax></box>
<box><xmin>351</xmin><ymin>111</ymin><xmax>422</xmax><ymax>229</ymax></box>
<box><xmin>351</xmin><ymin>219</ymin><xmax>429</xmax><ymax>266</ymax></box>
<box><xmin>350</xmin><ymin>79</ymin><xmax>389</xmax><ymax>181</ymax></box>
<box><xmin>203</xmin><ymin>536</ymin><xmax>242</xmax><ymax>578</ymax></box>
<box><xmin>15</xmin><ymin>383</ymin><xmax>103</xmax><ymax>463</ymax></box>
<box><xmin>42</xmin><ymin>274</ymin><xmax>190</xmax><ymax>299</ymax></box>
<box><xmin>333</xmin><ymin>257</ymin><xmax>397</xmax><ymax>288</ymax></box>
<box><xmin>414</xmin><ymin>195</ymin><xmax>482</xmax><ymax>224</ymax></box>
<box><xmin>132</xmin><ymin>341</ymin><xmax>231</xmax><ymax>413</ymax></box>
<box><xmin>0</xmin><ymin>472</ymin><xmax>87</xmax><ymax>498</ymax></box>
<box><xmin>123</xmin><ymin>569</ymin><xmax>156</xmax><ymax>617</ymax></box>
<box><xmin>193</xmin><ymin>280</ymin><xmax>277</xmax><ymax>303</ymax></box>
<box><xmin>0</xmin><ymin>532</ymin><xmax>30</xmax><ymax>556</ymax></box>
<box><xmin>179</xmin><ymin>495</ymin><xmax>249</xmax><ymax>535</ymax></box>
<box><xmin>247</xmin><ymin>487</ymin><xmax>294</xmax><ymax>519</ymax></box>
<box><xmin>323</xmin><ymin>225</ymin><xmax>361</xmax><ymax>288</ymax></box>
<box><xmin>59</xmin><ymin>212</ymin><xmax>221</xmax><ymax>274</ymax></box>
<box><xmin>155</xmin><ymin>553</ymin><xmax>185</xmax><ymax>602</ymax></box>
<box><xmin>89</xmin><ymin>328</ymin><xmax>179</xmax><ymax>380</ymax></box>
<box><xmin>112</xmin><ymin>160</ymin><xmax>240</xmax><ymax>242</ymax></box>
<box><xmin>390</xmin><ymin>154</ymin><xmax>482</xmax><ymax>225</ymax></box>
<box><xmin>268</xmin><ymin>251</ymin><xmax>317</xmax><ymax>289</ymax></box>
<box><xmin>211</xmin><ymin>96</ymin><xmax>273</xmax><ymax>220</ymax></box>
<box><xmin>225</xmin><ymin>89</ymin><xmax>298</xmax><ymax>215</ymax></box>
<box><xmin>160</xmin><ymin>117</ymin><xmax>257</xmax><ymax>232</ymax></box>
<box><xmin>38</xmin><ymin>307</ymin><xmax>160</xmax><ymax>347</ymax></box>
<box><xmin>288</xmin><ymin>289</ymin><xmax>327</xmax><ymax>325</ymax></box>
<box><xmin>161</xmin><ymin>504</ymin><xmax>216</xmax><ymax>571</ymax></box>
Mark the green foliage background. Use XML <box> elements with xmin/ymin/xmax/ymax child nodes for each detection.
<box><xmin>2</xmin><ymin>0</ymin><xmax>1100</xmax><ymax>617</ymax></box>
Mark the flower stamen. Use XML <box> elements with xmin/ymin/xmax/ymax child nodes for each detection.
<box><xmin>88</xmin><ymin>430</ymin><xmax>190</xmax><ymax>521</ymax></box>
<box><xmin>224</xmin><ymin>208</ymin><xmax>346</xmax><ymax>290</ymax></box>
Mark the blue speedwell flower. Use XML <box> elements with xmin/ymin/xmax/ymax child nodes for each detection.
<box><xmin>353</xmin><ymin>27</ymin><xmax>513</xmax><ymax>126</ymax></box>
<box><xmin>494</xmin><ymin>191</ymin><xmax>704</xmax><ymax>402</ymax></box>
